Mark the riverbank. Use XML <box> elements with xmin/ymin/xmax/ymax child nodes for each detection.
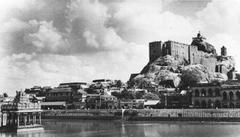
<box><xmin>42</xmin><ymin>109</ymin><xmax>240</xmax><ymax>122</ymax></box>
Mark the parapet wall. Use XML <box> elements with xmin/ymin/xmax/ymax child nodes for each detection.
<box><xmin>163</xmin><ymin>41</ymin><xmax>189</xmax><ymax>62</ymax></box>
<box><xmin>136</xmin><ymin>109</ymin><xmax>240</xmax><ymax>118</ymax></box>
<box><xmin>42</xmin><ymin>109</ymin><xmax>240</xmax><ymax>121</ymax></box>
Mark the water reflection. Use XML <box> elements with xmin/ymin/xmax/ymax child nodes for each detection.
<box><xmin>1</xmin><ymin>120</ymin><xmax>240</xmax><ymax>137</ymax></box>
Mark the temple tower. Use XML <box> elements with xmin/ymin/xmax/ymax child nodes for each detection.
<box><xmin>221</xmin><ymin>46</ymin><xmax>227</xmax><ymax>56</ymax></box>
<box><xmin>0</xmin><ymin>91</ymin><xmax>43</xmax><ymax>132</ymax></box>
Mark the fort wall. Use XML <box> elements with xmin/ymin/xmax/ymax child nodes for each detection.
<box><xmin>163</xmin><ymin>41</ymin><xmax>189</xmax><ymax>62</ymax></box>
<box><xmin>201</xmin><ymin>56</ymin><xmax>217</xmax><ymax>72</ymax></box>
<box><xmin>188</xmin><ymin>45</ymin><xmax>217</xmax><ymax>72</ymax></box>
<box><xmin>149</xmin><ymin>41</ymin><xmax>162</xmax><ymax>62</ymax></box>
<box><xmin>189</xmin><ymin>45</ymin><xmax>201</xmax><ymax>65</ymax></box>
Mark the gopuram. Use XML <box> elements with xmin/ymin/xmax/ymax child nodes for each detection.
<box><xmin>0</xmin><ymin>91</ymin><xmax>43</xmax><ymax>132</ymax></box>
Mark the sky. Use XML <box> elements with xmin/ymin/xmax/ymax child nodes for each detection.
<box><xmin>1</xmin><ymin>0</ymin><xmax>240</xmax><ymax>95</ymax></box>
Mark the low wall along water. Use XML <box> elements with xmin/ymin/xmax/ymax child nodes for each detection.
<box><xmin>41</xmin><ymin>109</ymin><xmax>240</xmax><ymax>121</ymax></box>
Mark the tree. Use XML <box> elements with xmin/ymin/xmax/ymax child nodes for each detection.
<box><xmin>143</xmin><ymin>92</ymin><xmax>159</xmax><ymax>100</ymax></box>
<box><xmin>24</xmin><ymin>88</ymin><xmax>31</xmax><ymax>94</ymax></box>
<box><xmin>115</xmin><ymin>80</ymin><xmax>123</xmax><ymax>88</ymax></box>
<box><xmin>135</xmin><ymin>91</ymin><xmax>144</xmax><ymax>99</ymax></box>
<box><xmin>121</xmin><ymin>89</ymin><xmax>135</xmax><ymax>99</ymax></box>
<box><xmin>3</xmin><ymin>92</ymin><xmax>8</xmax><ymax>97</ymax></box>
<box><xmin>111</xmin><ymin>92</ymin><xmax>122</xmax><ymax>99</ymax></box>
<box><xmin>236</xmin><ymin>73</ymin><xmax>240</xmax><ymax>81</ymax></box>
<box><xmin>85</xmin><ymin>88</ymin><xmax>98</xmax><ymax>94</ymax></box>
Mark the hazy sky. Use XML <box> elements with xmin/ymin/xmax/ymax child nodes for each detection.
<box><xmin>1</xmin><ymin>0</ymin><xmax>240</xmax><ymax>95</ymax></box>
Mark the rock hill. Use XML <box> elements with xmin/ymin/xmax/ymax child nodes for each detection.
<box><xmin>128</xmin><ymin>33</ymin><xmax>235</xmax><ymax>89</ymax></box>
<box><xmin>129</xmin><ymin>55</ymin><xmax>230</xmax><ymax>89</ymax></box>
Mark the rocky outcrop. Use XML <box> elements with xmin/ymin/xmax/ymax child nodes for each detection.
<box><xmin>129</xmin><ymin>33</ymin><xmax>235</xmax><ymax>89</ymax></box>
<box><xmin>192</xmin><ymin>41</ymin><xmax>217</xmax><ymax>54</ymax></box>
<box><xmin>181</xmin><ymin>64</ymin><xmax>211</xmax><ymax>84</ymax></box>
<box><xmin>130</xmin><ymin>55</ymin><xmax>233</xmax><ymax>89</ymax></box>
<box><xmin>191</xmin><ymin>33</ymin><xmax>217</xmax><ymax>54</ymax></box>
<box><xmin>211</xmin><ymin>72</ymin><xmax>228</xmax><ymax>82</ymax></box>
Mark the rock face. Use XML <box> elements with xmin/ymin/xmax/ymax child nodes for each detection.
<box><xmin>181</xmin><ymin>64</ymin><xmax>211</xmax><ymax>84</ymax></box>
<box><xmin>191</xmin><ymin>40</ymin><xmax>217</xmax><ymax>54</ymax></box>
<box><xmin>129</xmin><ymin>33</ymin><xmax>236</xmax><ymax>89</ymax></box>
<box><xmin>130</xmin><ymin>55</ymin><xmax>230</xmax><ymax>89</ymax></box>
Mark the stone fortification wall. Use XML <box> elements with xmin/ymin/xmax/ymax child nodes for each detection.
<box><xmin>149</xmin><ymin>41</ymin><xmax>162</xmax><ymax>62</ymax></box>
<box><xmin>149</xmin><ymin>40</ymin><xmax>218</xmax><ymax>72</ymax></box>
<box><xmin>189</xmin><ymin>45</ymin><xmax>201</xmax><ymax>65</ymax></box>
<box><xmin>163</xmin><ymin>41</ymin><xmax>189</xmax><ymax>62</ymax></box>
<box><xmin>201</xmin><ymin>56</ymin><xmax>217</xmax><ymax>72</ymax></box>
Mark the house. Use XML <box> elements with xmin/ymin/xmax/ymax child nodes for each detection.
<box><xmin>44</xmin><ymin>82</ymin><xmax>88</xmax><ymax>109</ymax></box>
<box><xmin>190</xmin><ymin>81</ymin><xmax>240</xmax><ymax>108</ymax></box>
<box><xmin>85</xmin><ymin>94</ymin><xmax>118</xmax><ymax>109</ymax></box>
<box><xmin>144</xmin><ymin>100</ymin><xmax>160</xmax><ymax>109</ymax></box>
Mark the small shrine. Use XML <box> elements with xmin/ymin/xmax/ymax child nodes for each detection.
<box><xmin>0</xmin><ymin>91</ymin><xmax>43</xmax><ymax>132</ymax></box>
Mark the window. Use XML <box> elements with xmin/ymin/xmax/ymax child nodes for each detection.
<box><xmin>208</xmin><ymin>89</ymin><xmax>213</xmax><ymax>97</ymax></box>
<box><xmin>207</xmin><ymin>99</ymin><xmax>212</xmax><ymax>108</ymax></box>
<box><xmin>201</xmin><ymin>89</ymin><xmax>206</xmax><ymax>97</ymax></box>
<box><xmin>223</xmin><ymin>92</ymin><xmax>227</xmax><ymax>100</ymax></box>
<box><xmin>195</xmin><ymin>89</ymin><xmax>199</xmax><ymax>97</ymax></box>
<box><xmin>215</xmin><ymin>100</ymin><xmax>221</xmax><ymax>108</ymax></box>
<box><xmin>215</xmin><ymin>88</ymin><xmax>220</xmax><ymax>96</ymax></box>
<box><xmin>194</xmin><ymin>100</ymin><xmax>200</xmax><ymax>107</ymax></box>
<box><xmin>201</xmin><ymin>100</ymin><xmax>206</xmax><ymax>108</ymax></box>
<box><xmin>229</xmin><ymin>92</ymin><xmax>234</xmax><ymax>101</ymax></box>
<box><xmin>236</xmin><ymin>91</ymin><xmax>240</xmax><ymax>100</ymax></box>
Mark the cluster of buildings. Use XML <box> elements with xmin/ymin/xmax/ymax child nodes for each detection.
<box><xmin>28</xmin><ymin>79</ymin><xmax>123</xmax><ymax>110</ymax></box>
<box><xmin>3</xmin><ymin>79</ymin><xmax>238</xmax><ymax>110</ymax></box>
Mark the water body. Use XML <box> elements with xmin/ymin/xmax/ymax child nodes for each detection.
<box><xmin>1</xmin><ymin>120</ymin><xmax>240</xmax><ymax>137</ymax></box>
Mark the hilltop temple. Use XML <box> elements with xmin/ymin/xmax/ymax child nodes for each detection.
<box><xmin>149</xmin><ymin>32</ymin><xmax>236</xmax><ymax>80</ymax></box>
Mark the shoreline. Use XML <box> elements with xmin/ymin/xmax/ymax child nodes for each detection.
<box><xmin>41</xmin><ymin>118</ymin><xmax>240</xmax><ymax>125</ymax></box>
<box><xmin>42</xmin><ymin>108</ymin><xmax>240</xmax><ymax>122</ymax></box>
<box><xmin>42</xmin><ymin>115</ymin><xmax>240</xmax><ymax>122</ymax></box>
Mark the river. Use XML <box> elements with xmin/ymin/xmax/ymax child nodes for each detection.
<box><xmin>1</xmin><ymin>120</ymin><xmax>240</xmax><ymax>137</ymax></box>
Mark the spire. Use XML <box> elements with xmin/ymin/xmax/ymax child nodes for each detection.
<box><xmin>197</xmin><ymin>31</ymin><xmax>201</xmax><ymax>38</ymax></box>
<box><xmin>193</xmin><ymin>31</ymin><xmax>206</xmax><ymax>42</ymax></box>
<box><xmin>221</xmin><ymin>46</ymin><xmax>227</xmax><ymax>56</ymax></box>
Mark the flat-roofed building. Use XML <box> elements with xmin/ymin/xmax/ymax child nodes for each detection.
<box><xmin>221</xmin><ymin>81</ymin><xmax>240</xmax><ymax>108</ymax></box>
<box><xmin>45</xmin><ymin>82</ymin><xmax>88</xmax><ymax>109</ymax></box>
<box><xmin>85</xmin><ymin>94</ymin><xmax>117</xmax><ymax>109</ymax></box>
<box><xmin>191</xmin><ymin>82</ymin><xmax>221</xmax><ymax>108</ymax></box>
<box><xmin>191</xmin><ymin>81</ymin><xmax>240</xmax><ymax>108</ymax></box>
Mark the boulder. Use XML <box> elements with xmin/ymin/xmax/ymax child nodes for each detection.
<box><xmin>211</xmin><ymin>72</ymin><xmax>228</xmax><ymax>82</ymax></box>
<box><xmin>181</xmin><ymin>64</ymin><xmax>211</xmax><ymax>85</ymax></box>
